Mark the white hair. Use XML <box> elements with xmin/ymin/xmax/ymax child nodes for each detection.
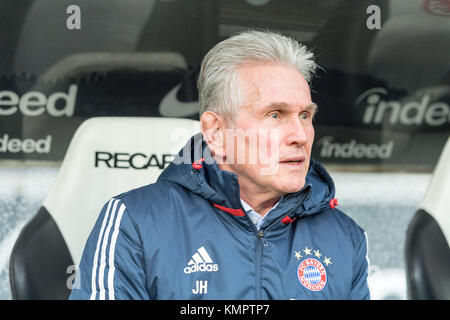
<box><xmin>197</xmin><ymin>30</ymin><xmax>317</xmax><ymax>123</ymax></box>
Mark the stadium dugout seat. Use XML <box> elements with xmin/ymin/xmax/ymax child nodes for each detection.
<box><xmin>405</xmin><ymin>137</ymin><xmax>450</xmax><ymax>300</ymax></box>
<box><xmin>29</xmin><ymin>50</ymin><xmax>197</xmax><ymax>119</ymax></box>
<box><xmin>9</xmin><ymin>117</ymin><xmax>200</xmax><ymax>300</ymax></box>
<box><xmin>18</xmin><ymin>50</ymin><xmax>200</xmax><ymax>162</ymax></box>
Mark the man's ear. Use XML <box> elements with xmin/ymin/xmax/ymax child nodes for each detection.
<box><xmin>201</xmin><ymin>111</ymin><xmax>227</xmax><ymax>159</ymax></box>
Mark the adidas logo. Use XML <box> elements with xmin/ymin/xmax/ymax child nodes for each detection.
<box><xmin>183</xmin><ymin>246</ymin><xmax>219</xmax><ymax>274</ymax></box>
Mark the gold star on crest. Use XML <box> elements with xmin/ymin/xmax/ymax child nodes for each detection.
<box><xmin>323</xmin><ymin>257</ymin><xmax>332</xmax><ymax>266</ymax></box>
<box><xmin>303</xmin><ymin>246</ymin><xmax>312</xmax><ymax>256</ymax></box>
<box><xmin>314</xmin><ymin>250</ymin><xmax>322</xmax><ymax>258</ymax></box>
<box><xmin>294</xmin><ymin>250</ymin><xmax>302</xmax><ymax>260</ymax></box>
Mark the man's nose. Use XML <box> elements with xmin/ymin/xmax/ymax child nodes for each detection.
<box><xmin>285</xmin><ymin>117</ymin><xmax>308</xmax><ymax>146</ymax></box>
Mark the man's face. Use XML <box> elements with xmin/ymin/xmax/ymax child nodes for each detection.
<box><xmin>223</xmin><ymin>62</ymin><xmax>316</xmax><ymax>196</ymax></box>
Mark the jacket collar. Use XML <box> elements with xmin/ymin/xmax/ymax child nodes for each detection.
<box><xmin>158</xmin><ymin>133</ymin><xmax>336</xmax><ymax>230</ymax></box>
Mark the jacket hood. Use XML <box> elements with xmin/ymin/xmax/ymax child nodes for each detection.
<box><xmin>157</xmin><ymin>133</ymin><xmax>336</xmax><ymax>218</ymax></box>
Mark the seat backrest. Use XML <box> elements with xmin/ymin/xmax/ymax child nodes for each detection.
<box><xmin>405</xmin><ymin>136</ymin><xmax>450</xmax><ymax>300</ymax></box>
<box><xmin>10</xmin><ymin>117</ymin><xmax>200</xmax><ymax>299</ymax></box>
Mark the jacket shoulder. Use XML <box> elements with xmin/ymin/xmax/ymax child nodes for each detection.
<box><xmin>325</xmin><ymin>207</ymin><xmax>367</xmax><ymax>247</ymax></box>
<box><xmin>112</xmin><ymin>180</ymin><xmax>188</xmax><ymax>221</ymax></box>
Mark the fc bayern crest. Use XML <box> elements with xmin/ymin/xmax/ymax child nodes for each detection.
<box><xmin>297</xmin><ymin>258</ymin><xmax>327</xmax><ymax>291</ymax></box>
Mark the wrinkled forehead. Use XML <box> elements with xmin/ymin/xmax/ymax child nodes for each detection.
<box><xmin>236</xmin><ymin>63</ymin><xmax>313</xmax><ymax>113</ymax></box>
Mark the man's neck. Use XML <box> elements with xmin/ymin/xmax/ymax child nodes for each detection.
<box><xmin>240</xmin><ymin>193</ymin><xmax>282</xmax><ymax>216</ymax></box>
<box><xmin>217</xmin><ymin>162</ymin><xmax>283</xmax><ymax>216</ymax></box>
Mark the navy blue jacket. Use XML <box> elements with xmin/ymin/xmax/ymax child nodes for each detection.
<box><xmin>70</xmin><ymin>134</ymin><xmax>370</xmax><ymax>300</ymax></box>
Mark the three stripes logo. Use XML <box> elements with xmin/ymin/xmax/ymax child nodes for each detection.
<box><xmin>184</xmin><ymin>246</ymin><xmax>219</xmax><ymax>274</ymax></box>
<box><xmin>90</xmin><ymin>198</ymin><xmax>126</xmax><ymax>300</ymax></box>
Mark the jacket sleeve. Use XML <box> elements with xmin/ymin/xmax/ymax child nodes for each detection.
<box><xmin>69</xmin><ymin>198</ymin><xmax>149</xmax><ymax>300</ymax></box>
<box><xmin>350</xmin><ymin>231</ymin><xmax>371</xmax><ymax>300</ymax></box>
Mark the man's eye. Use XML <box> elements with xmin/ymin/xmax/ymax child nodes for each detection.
<box><xmin>300</xmin><ymin>112</ymin><xmax>310</xmax><ymax>120</ymax></box>
<box><xmin>269</xmin><ymin>112</ymin><xmax>280</xmax><ymax>119</ymax></box>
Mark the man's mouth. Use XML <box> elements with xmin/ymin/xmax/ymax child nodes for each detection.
<box><xmin>279</xmin><ymin>156</ymin><xmax>305</xmax><ymax>167</ymax></box>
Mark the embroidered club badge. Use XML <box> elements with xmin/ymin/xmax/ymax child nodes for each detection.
<box><xmin>297</xmin><ymin>258</ymin><xmax>327</xmax><ymax>291</ymax></box>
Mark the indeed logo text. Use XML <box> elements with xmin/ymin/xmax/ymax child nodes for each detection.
<box><xmin>317</xmin><ymin>136</ymin><xmax>394</xmax><ymax>159</ymax></box>
<box><xmin>0</xmin><ymin>84</ymin><xmax>78</xmax><ymax>117</ymax></box>
<box><xmin>356</xmin><ymin>87</ymin><xmax>450</xmax><ymax>126</ymax></box>
<box><xmin>0</xmin><ymin>134</ymin><xmax>52</xmax><ymax>154</ymax></box>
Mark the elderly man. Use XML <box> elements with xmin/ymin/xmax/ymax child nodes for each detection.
<box><xmin>70</xmin><ymin>30</ymin><xmax>370</xmax><ymax>300</ymax></box>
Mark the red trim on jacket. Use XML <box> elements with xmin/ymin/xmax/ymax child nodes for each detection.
<box><xmin>213</xmin><ymin>203</ymin><xmax>246</xmax><ymax>217</ymax></box>
<box><xmin>329</xmin><ymin>198</ymin><xmax>338</xmax><ymax>209</ymax></box>
<box><xmin>281</xmin><ymin>216</ymin><xmax>296</xmax><ymax>225</ymax></box>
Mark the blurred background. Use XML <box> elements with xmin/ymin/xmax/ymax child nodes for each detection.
<box><xmin>0</xmin><ymin>0</ymin><xmax>449</xmax><ymax>300</ymax></box>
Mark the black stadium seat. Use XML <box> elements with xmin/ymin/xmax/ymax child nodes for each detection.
<box><xmin>9</xmin><ymin>207</ymin><xmax>73</xmax><ymax>300</ymax></box>
<box><xmin>9</xmin><ymin>117</ymin><xmax>200</xmax><ymax>299</ymax></box>
<box><xmin>405</xmin><ymin>137</ymin><xmax>450</xmax><ymax>300</ymax></box>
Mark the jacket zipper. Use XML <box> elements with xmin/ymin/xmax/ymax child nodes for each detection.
<box><xmin>253</xmin><ymin>187</ymin><xmax>311</xmax><ymax>299</ymax></box>
<box><xmin>255</xmin><ymin>230</ymin><xmax>264</xmax><ymax>299</ymax></box>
